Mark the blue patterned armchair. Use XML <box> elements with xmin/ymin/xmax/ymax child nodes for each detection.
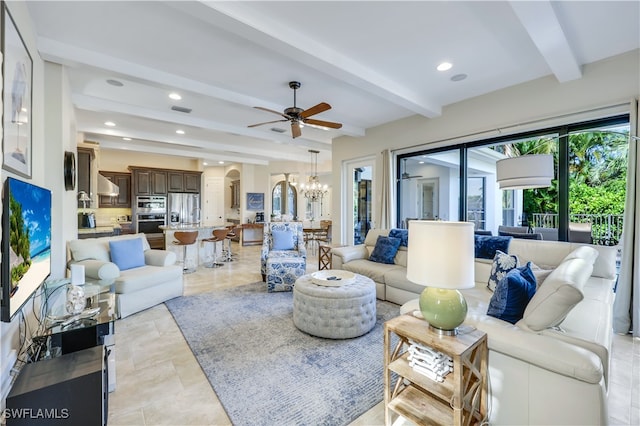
<box><xmin>261</xmin><ymin>222</ymin><xmax>307</xmax><ymax>292</ymax></box>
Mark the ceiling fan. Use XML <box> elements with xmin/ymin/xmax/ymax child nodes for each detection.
<box><xmin>400</xmin><ymin>158</ymin><xmax>423</xmax><ymax>180</ymax></box>
<box><xmin>248</xmin><ymin>81</ymin><xmax>342</xmax><ymax>138</ymax></box>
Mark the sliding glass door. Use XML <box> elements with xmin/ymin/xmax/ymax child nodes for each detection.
<box><xmin>396</xmin><ymin>115</ymin><xmax>629</xmax><ymax>247</ymax></box>
<box><xmin>397</xmin><ymin>149</ymin><xmax>460</xmax><ymax>228</ymax></box>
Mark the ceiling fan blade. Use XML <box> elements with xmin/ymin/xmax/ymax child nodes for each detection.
<box><xmin>254</xmin><ymin>106</ymin><xmax>289</xmax><ymax>119</ymax></box>
<box><xmin>291</xmin><ymin>121</ymin><xmax>302</xmax><ymax>138</ymax></box>
<box><xmin>304</xmin><ymin>118</ymin><xmax>342</xmax><ymax>129</ymax></box>
<box><xmin>248</xmin><ymin>119</ymin><xmax>288</xmax><ymax>128</ymax></box>
<box><xmin>300</xmin><ymin>102</ymin><xmax>331</xmax><ymax>118</ymax></box>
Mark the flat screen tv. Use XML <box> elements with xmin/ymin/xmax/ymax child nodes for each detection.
<box><xmin>1</xmin><ymin>177</ymin><xmax>52</xmax><ymax>322</ymax></box>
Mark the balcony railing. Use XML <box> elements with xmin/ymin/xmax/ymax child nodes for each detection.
<box><xmin>531</xmin><ymin>213</ymin><xmax>624</xmax><ymax>246</ymax></box>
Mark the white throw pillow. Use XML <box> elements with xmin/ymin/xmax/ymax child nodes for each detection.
<box><xmin>562</xmin><ymin>245</ymin><xmax>599</xmax><ymax>265</ymax></box>
<box><xmin>522</xmin><ymin>258</ymin><xmax>593</xmax><ymax>331</ymax></box>
<box><xmin>530</xmin><ymin>262</ymin><xmax>554</xmax><ymax>288</ymax></box>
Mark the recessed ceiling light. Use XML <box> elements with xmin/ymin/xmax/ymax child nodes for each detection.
<box><xmin>451</xmin><ymin>73</ymin><xmax>468</xmax><ymax>82</ymax></box>
<box><xmin>169</xmin><ymin>92</ymin><xmax>182</xmax><ymax>100</ymax></box>
<box><xmin>419</xmin><ymin>161</ymin><xmax>425</xmax><ymax>164</ymax></box>
<box><xmin>176</xmin><ymin>129</ymin><xmax>185</xmax><ymax>135</ymax></box>
<box><xmin>437</xmin><ymin>62</ymin><xmax>453</xmax><ymax>72</ymax></box>
<box><xmin>104</xmin><ymin>121</ymin><xmax>116</xmax><ymax>127</ymax></box>
<box><xmin>122</xmin><ymin>137</ymin><xmax>132</xmax><ymax>141</ymax></box>
<box><xmin>106</xmin><ymin>79</ymin><xmax>123</xmax><ymax>87</ymax></box>
<box><xmin>218</xmin><ymin>161</ymin><xmax>225</xmax><ymax>165</ymax></box>
<box><xmin>203</xmin><ymin>162</ymin><xmax>208</xmax><ymax>166</ymax></box>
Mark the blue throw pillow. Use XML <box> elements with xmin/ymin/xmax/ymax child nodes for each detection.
<box><xmin>487</xmin><ymin>262</ymin><xmax>537</xmax><ymax>324</ymax></box>
<box><xmin>271</xmin><ymin>230</ymin><xmax>295</xmax><ymax>250</ymax></box>
<box><xmin>389</xmin><ymin>228</ymin><xmax>409</xmax><ymax>247</ymax></box>
<box><xmin>487</xmin><ymin>250</ymin><xmax>519</xmax><ymax>292</ymax></box>
<box><xmin>369</xmin><ymin>236</ymin><xmax>401</xmax><ymax>264</ymax></box>
<box><xmin>109</xmin><ymin>238</ymin><xmax>145</xmax><ymax>271</ymax></box>
<box><xmin>474</xmin><ymin>235</ymin><xmax>512</xmax><ymax>259</ymax></box>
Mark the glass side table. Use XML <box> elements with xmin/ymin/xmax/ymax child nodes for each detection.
<box><xmin>41</xmin><ymin>278</ymin><xmax>117</xmax><ymax>392</ymax></box>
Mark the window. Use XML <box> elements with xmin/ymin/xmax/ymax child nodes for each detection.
<box><xmin>397</xmin><ymin>115</ymin><xmax>629</xmax><ymax>245</ymax></box>
<box><xmin>271</xmin><ymin>180</ymin><xmax>297</xmax><ymax>219</ymax></box>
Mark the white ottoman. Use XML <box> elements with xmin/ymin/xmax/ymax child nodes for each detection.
<box><xmin>293</xmin><ymin>272</ymin><xmax>377</xmax><ymax>339</ymax></box>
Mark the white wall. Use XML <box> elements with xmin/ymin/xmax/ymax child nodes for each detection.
<box><xmin>0</xmin><ymin>0</ymin><xmax>60</xmax><ymax>404</ymax></box>
<box><xmin>332</xmin><ymin>49</ymin><xmax>640</xmax><ymax>242</ymax></box>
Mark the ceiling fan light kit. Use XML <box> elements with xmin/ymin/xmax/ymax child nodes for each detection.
<box><xmin>248</xmin><ymin>81</ymin><xmax>342</xmax><ymax>138</ymax></box>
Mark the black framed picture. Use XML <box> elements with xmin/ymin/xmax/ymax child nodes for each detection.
<box><xmin>2</xmin><ymin>3</ymin><xmax>33</xmax><ymax>179</ymax></box>
<box><xmin>247</xmin><ymin>192</ymin><xmax>264</xmax><ymax>210</ymax></box>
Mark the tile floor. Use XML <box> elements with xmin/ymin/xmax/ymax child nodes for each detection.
<box><xmin>108</xmin><ymin>242</ymin><xmax>640</xmax><ymax>425</ymax></box>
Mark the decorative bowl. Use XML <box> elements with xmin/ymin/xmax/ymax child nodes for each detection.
<box><xmin>311</xmin><ymin>270</ymin><xmax>356</xmax><ymax>287</ymax></box>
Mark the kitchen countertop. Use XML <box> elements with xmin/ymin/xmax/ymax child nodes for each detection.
<box><xmin>78</xmin><ymin>224</ymin><xmax>122</xmax><ymax>234</ymax></box>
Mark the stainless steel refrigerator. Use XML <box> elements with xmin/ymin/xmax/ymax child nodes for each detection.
<box><xmin>168</xmin><ymin>193</ymin><xmax>201</xmax><ymax>225</ymax></box>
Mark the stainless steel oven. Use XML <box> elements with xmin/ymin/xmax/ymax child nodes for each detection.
<box><xmin>135</xmin><ymin>213</ymin><xmax>167</xmax><ymax>235</ymax></box>
<box><xmin>136</xmin><ymin>196</ymin><xmax>167</xmax><ymax>214</ymax></box>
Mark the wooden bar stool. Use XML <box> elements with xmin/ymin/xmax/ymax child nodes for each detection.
<box><xmin>222</xmin><ymin>225</ymin><xmax>239</xmax><ymax>262</ymax></box>
<box><xmin>201</xmin><ymin>228</ymin><xmax>229</xmax><ymax>268</ymax></box>
<box><xmin>173</xmin><ymin>231</ymin><xmax>199</xmax><ymax>274</ymax></box>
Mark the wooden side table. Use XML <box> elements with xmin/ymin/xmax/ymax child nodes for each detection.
<box><xmin>384</xmin><ymin>314</ymin><xmax>488</xmax><ymax>426</ymax></box>
<box><xmin>318</xmin><ymin>244</ymin><xmax>345</xmax><ymax>270</ymax></box>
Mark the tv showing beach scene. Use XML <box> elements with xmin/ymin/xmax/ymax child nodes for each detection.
<box><xmin>1</xmin><ymin>177</ymin><xmax>52</xmax><ymax>322</ymax></box>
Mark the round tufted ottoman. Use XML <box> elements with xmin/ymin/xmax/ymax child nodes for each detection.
<box><xmin>293</xmin><ymin>272</ymin><xmax>377</xmax><ymax>339</ymax></box>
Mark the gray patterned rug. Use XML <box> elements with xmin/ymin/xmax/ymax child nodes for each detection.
<box><xmin>165</xmin><ymin>282</ymin><xmax>400</xmax><ymax>426</ymax></box>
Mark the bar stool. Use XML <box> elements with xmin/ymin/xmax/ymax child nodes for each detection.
<box><xmin>222</xmin><ymin>225</ymin><xmax>239</xmax><ymax>262</ymax></box>
<box><xmin>173</xmin><ymin>231</ymin><xmax>198</xmax><ymax>274</ymax></box>
<box><xmin>201</xmin><ymin>228</ymin><xmax>229</xmax><ymax>268</ymax></box>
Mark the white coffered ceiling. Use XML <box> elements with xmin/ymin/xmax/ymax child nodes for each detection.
<box><xmin>25</xmin><ymin>1</ymin><xmax>640</xmax><ymax>166</ymax></box>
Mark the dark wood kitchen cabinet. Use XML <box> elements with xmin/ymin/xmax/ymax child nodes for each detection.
<box><xmin>131</xmin><ymin>168</ymin><xmax>167</xmax><ymax>196</ymax></box>
<box><xmin>77</xmin><ymin>148</ymin><xmax>94</xmax><ymax>208</ymax></box>
<box><xmin>168</xmin><ymin>171</ymin><xmax>201</xmax><ymax>193</ymax></box>
<box><xmin>183</xmin><ymin>172</ymin><xmax>201</xmax><ymax>193</ymax></box>
<box><xmin>98</xmin><ymin>172</ymin><xmax>131</xmax><ymax>208</ymax></box>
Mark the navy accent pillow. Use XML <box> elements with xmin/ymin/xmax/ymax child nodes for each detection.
<box><xmin>487</xmin><ymin>250</ymin><xmax>519</xmax><ymax>292</ymax></box>
<box><xmin>487</xmin><ymin>262</ymin><xmax>537</xmax><ymax>324</ymax></box>
<box><xmin>474</xmin><ymin>235</ymin><xmax>512</xmax><ymax>259</ymax></box>
<box><xmin>109</xmin><ymin>238</ymin><xmax>145</xmax><ymax>271</ymax></box>
<box><xmin>389</xmin><ymin>228</ymin><xmax>409</xmax><ymax>247</ymax></box>
<box><xmin>369</xmin><ymin>236</ymin><xmax>401</xmax><ymax>264</ymax></box>
<box><xmin>272</xmin><ymin>230</ymin><xmax>295</xmax><ymax>250</ymax></box>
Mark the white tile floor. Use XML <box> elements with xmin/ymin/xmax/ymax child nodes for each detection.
<box><xmin>108</xmin><ymin>242</ymin><xmax>640</xmax><ymax>425</ymax></box>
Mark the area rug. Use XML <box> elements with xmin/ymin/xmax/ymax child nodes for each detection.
<box><xmin>165</xmin><ymin>282</ymin><xmax>400</xmax><ymax>426</ymax></box>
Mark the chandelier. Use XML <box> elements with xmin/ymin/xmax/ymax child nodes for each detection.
<box><xmin>299</xmin><ymin>149</ymin><xmax>328</xmax><ymax>202</ymax></box>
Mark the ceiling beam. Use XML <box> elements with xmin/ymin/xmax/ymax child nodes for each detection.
<box><xmin>72</xmin><ymin>94</ymin><xmax>333</xmax><ymax>153</ymax></box>
<box><xmin>509</xmin><ymin>1</ymin><xmax>582</xmax><ymax>82</ymax></box>
<box><xmin>169</xmin><ymin>1</ymin><xmax>442</xmax><ymax>118</ymax></box>
<box><xmin>37</xmin><ymin>37</ymin><xmax>365</xmax><ymax>139</ymax></box>
<box><xmin>88</xmin><ymin>135</ymin><xmax>270</xmax><ymax>166</ymax></box>
<box><xmin>75</xmin><ymin>121</ymin><xmax>314</xmax><ymax>164</ymax></box>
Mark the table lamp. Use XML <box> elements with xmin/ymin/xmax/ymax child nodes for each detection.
<box><xmin>406</xmin><ymin>221</ymin><xmax>475</xmax><ymax>335</ymax></box>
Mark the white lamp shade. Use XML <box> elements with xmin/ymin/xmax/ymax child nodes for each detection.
<box><xmin>406</xmin><ymin>221</ymin><xmax>475</xmax><ymax>290</ymax></box>
<box><xmin>496</xmin><ymin>154</ymin><xmax>554</xmax><ymax>190</ymax></box>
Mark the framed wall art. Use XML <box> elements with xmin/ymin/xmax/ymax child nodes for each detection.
<box><xmin>2</xmin><ymin>3</ymin><xmax>33</xmax><ymax>179</ymax></box>
<box><xmin>246</xmin><ymin>192</ymin><xmax>264</xmax><ymax>211</ymax></box>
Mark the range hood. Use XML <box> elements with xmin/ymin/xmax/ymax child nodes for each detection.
<box><xmin>97</xmin><ymin>173</ymin><xmax>120</xmax><ymax>196</ymax></box>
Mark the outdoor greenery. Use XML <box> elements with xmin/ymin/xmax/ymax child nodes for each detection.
<box><xmin>505</xmin><ymin>130</ymin><xmax>629</xmax><ymax>217</ymax></box>
<box><xmin>9</xmin><ymin>193</ymin><xmax>31</xmax><ymax>288</ymax></box>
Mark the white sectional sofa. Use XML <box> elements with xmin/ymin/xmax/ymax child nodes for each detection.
<box><xmin>67</xmin><ymin>233</ymin><xmax>183</xmax><ymax>318</ymax></box>
<box><xmin>331</xmin><ymin>229</ymin><xmax>618</xmax><ymax>425</ymax></box>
